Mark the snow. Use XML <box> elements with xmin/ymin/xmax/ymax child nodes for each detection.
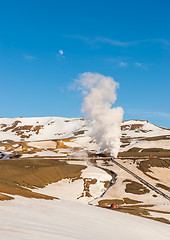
<box><xmin>27</xmin><ymin>141</ymin><xmax>57</xmax><ymax>149</ymax></box>
<box><xmin>0</xmin><ymin>196</ymin><xmax>169</xmax><ymax>240</ymax></box>
<box><xmin>21</xmin><ymin>150</ymin><xmax>61</xmax><ymax>158</ymax></box>
<box><xmin>121</xmin><ymin>140</ymin><xmax>170</xmax><ymax>152</ymax></box>
<box><xmin>81</xmin><ymin>166</ymin><xmax>112</xmax><ymax>182</ymax></box>
<box><xmin>67</xmin><ymin>160</ymin><xmax>88</xmax><ymax>166</ymax></box>
<box><xmin>32</xmin><ymin>179</ymin><xmax>84</xmax><ymax>201</ymax></box>
<box><xmin>94</xmin><ymin>160</ymin><xmax>170</xmax><ymax>212</ymax></box>
<box><xmin>1</xmin><ymin>117</ymin><xmax>170</xmax><ymax>157</ymax></box>
<box><xmin>149</xmin><ymin>167</ymin><xmax>170</xmax><ymax>183</ymax></box>
<box><xmin>0</xmin><ymin>117</ymin><xmax>90</xmax><ymax>142</ymax></box>
<box><xmin>0</xmin><ymin>146</ymin><xmax>5</xmax><ymax>151</ymax></box>
<box><xmin>30</xmin><ymin>165</ymin><xmax>112</xmax><ymax>202</ymax></box>
<box><xmin>1</xmin><ymin>117</ymin><xmax>169</xmax><ymax>144</ymax></box>
<box><xmin>122</xmin><ymin>120</ymin><xmax>170</xmax><ymax>138</ymax></box>
<box><xmin>120</xmin><ymin>138</ymin><xmax>170</xmax><ymax>152</ymax></box>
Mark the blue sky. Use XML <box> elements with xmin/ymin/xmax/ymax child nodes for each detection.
<box><xmin>0</xmin><ymin>0</ymin><xmax>170</xmax><ymax>127</ymax></box>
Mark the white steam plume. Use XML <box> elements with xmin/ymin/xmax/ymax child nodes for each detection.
<box><xmin>77</xmin><ymin>72</ymin><xmax>124</xmax><ymax>158</ymax></box>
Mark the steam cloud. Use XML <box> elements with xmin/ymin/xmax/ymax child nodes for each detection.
<box><xmin>77</xmin><ymin>72</ymin><xmax>124</xmax><ymax>157</ymax></box>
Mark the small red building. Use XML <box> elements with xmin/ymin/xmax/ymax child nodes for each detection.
<box><xmin>111</xmin><ymin>203</ymin><xmax>117</xmax><ymax>209</ymax></box>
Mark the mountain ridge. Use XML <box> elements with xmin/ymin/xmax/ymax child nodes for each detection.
<box><xmin>0</xmin><ymin>116</ymin><xmax>170</xmax><ymax>159</ymax></box>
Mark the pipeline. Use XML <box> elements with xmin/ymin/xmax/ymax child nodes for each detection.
<box><xmin>111</xmin><ymin>158</ymin><xmax>170</xmax><ymax>201</ymax></box>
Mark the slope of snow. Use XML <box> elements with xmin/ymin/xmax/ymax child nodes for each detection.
<box><xmin>0</xmin><ymin>196</ymin><xmax>169</xmax><ymax>240</ymax></box>
<box><xmin>0</xmin><ymin>117</ymin><xmax>91</xmax><ymax>142</ymax></box>
<box><xmin>32</xmin><ymin>179</ymin><xmax>84</xmax><ymax>201</ymax></box>
<box><xmin>122</xmin><ymin>120</ymin><xmax>170</xmax><ymax>138</ymax></box>
<box><xmin>1</xmin><ymin>117</ymin><xmax>170</xmax><ymax>143</ymax></box>
<box><xmin>1</xmin><ymin>117</ymin><xmax>170</xmax><ymax>157</ymax></box>
<box><xmin>30</xmin><ymin>165</ymin><xmax>112</xmax><ymax>202</ymax></box>
<box><xmin>120</xmin><ymin>139</ymin><xmax>170</xmax><ymax>152</ymax></box>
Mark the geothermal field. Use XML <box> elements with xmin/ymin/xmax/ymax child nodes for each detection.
<box><xmin>0</xmin><ymin>116</ymin><xmax>170</xmax><ymax>239</ymax></box>
<box><xmin>0</xmin><ymin>74</ymin><xmax>170</xmax><ymax>239</ymax></box>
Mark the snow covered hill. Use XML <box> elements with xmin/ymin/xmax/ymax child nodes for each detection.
<box><xmin>0</xmin><ymin>117</ymin><xmax>89</xmax><ymax>142</ymax></box>
<box><xmin>0</xmin><ymin>196</ymin><xmax>169</xmax><ymax>240</ymax></box>
<box><xmin>0</xmin><ymin>117</ymin><xmax>170</xmax><ymax>229</ymax></box>
<box><xmin>0</xmin><ymin>117</ymin><xmax>170</xmax><ymax>158</ymax></box>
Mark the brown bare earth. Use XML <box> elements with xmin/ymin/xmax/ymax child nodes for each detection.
<box><xmin>144</xmin><ymin>135</ymin><xmax>170</xmax><ymax>141</ymax></box>
<box><xmin>1</xmin><ymin>121</ymin><xmax>44</xmax><ymax>139</ymax></box>
<box><xmin>121</xmin><ymin>124</ymin><xmax>144</xmax><ymax>131</ymax></box>
<box><xmin>2</xmin><ymin>120</ymin><xmax>21</xmax><ymax>132</ymax></box>
<box><xmin>118</xmin><ymin>150</ymin><xmax>170</xmax><ymax>158</ymax></box>
<box><xmin>98</xmin><ymin>198</ymin><xmax>142</xmax><ymax>207</ymax></box>
<box><xmin>123</xmin><ymin>179</ymin><xmax>150</xmax><ymax>194</ymax></box>
<box><xmin>0</xmin><ymin>193</ymin><xmax>14</xmax><ymax>201</ymax></box>
<box><xmin>0</xmin><ymin>158</ymin><xmax>86</xmax><ymax>200</ymax></box>
<box><xmin>56</xmin><ymin>140</ymin><xmax>71</xmax><ymax>149</ymax></box>
<box><xmin>137</xmin><ymin>158</ymin><xmax>170</xmax><ymax>180</ymax></box>
<box><xmin>113</xmin><ymin>207</ymin><xmax>170</xmax><ymax>225</ymax></box>
<box><xmin>139</xmin><ymin>158</ymin><xmax>170</xmax><ymax>171</ymax></box>
<box><xmin>78</xmin><ymin>178</ymin><xmax>97</xmax><ymax>198</ymax></box>
<box><xmin>156</xmin><ymin>183</ymin><xmax>170</xmax><ymax>192</ymax></box>
<box><xmin>98</xmin><ymin>199</ymin><xmax>170</xmax><ymax>224</ymax></box>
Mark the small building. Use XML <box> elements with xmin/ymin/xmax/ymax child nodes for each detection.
<box><xmin>111</xmin><ymin>203</ymin><xmax>117</xmax><ymax>209</ymax></box>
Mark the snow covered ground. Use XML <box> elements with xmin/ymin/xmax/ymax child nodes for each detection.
<box><xmin>29</xmin><ymin>165</ymin><xmax>112</xmax><ymax>203</ymax></box>
<box><xmin>1</xmin><ymin>117</ymin><xmax>170</xmax><ymax>159</ymax></box>
<box><xmin>0</xmin><ymin>116</ymin><xmax>170</xmax><ymax>230</ymax></box>
<box><xmin>0</xmin><ymin>196</ymin><xmax>169</xmax><ymax>240</ymax></box>
<box><xmin>121</xmin><ymin>120</ymin><xmax>170</xmax><ymax>138</ymax></box>
<box><xmin>0</xmin><ymin>117</ymin><xmax>91</xmax><ymax>142</ymax></box>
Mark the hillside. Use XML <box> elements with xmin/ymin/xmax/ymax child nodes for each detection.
<box><xmin>0</xmin><ymin>117</ymin><xmax>170</xmax><ymax>226</ymax></box>
<box><xmin>0</xmin><ymin>196</ymin><xmax>169</xmax><ymax>240</ymax></box>
<box><xmin>0</xmin><ymin>117</ymin><xmax>170</xmax><ymax>158</ymax></box>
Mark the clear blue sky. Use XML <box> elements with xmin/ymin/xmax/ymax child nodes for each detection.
<box><xmin>0</xmin><ymin>0</ymin><xmax>170</xmax><ymax>128</ymax></box>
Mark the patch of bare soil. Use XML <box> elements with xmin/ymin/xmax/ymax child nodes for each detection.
<box><xmin>118</xmin><ymin>151</ymin><xmax>170</xmax><ymax>158</ymax></box>
<box><xmin>144</xmin><ymin>135</ymin><xmax>170</xmax><ymax>141</ymax></box>
<box><xmin>141</xmin><ymin>148</ymin><xmax>170</xmax><ymax>153</ymax></box>
<box><xmin>2</xmin><ymin>121</ymin><xmax>21</xmax><ymax>132</ymax></box>
<box><xmin>113</xmin><ymin>208</ymin><xmax>170</xmax><ymax>224</ymax></box>
<box><xmin>115</xmin><ymin>207</ymin><xmax>150</xmax><ymax>216</ymax></box>
<box><xmin>98</xmin><ymin>198</ymin><xmax>142</xmax><ymax>207</ymax></box>
<box><xmin>0</xmin><ymin>158</ymin><xmax>86</xmax><ymax>200</ymax></box>
<box><xmin>148</xmin><ymin>217</ymin><xmax>170</xmax><ymax>225</ymax></box>
<box><xmin>98</xmin><ymin>199</ymin><xmax>124</xmax><ymax>207</ymax></box>
<box><xmin>156</xmin><ymin>183</ymin><xmax>170</xmax><ymax>192</ymax></box>
<box><xmin>123</xmin><ymin>179</ymin><xmax>150</xmax><ymax>195</ymax></box>
<box><xmin>56</xmin><ymin>140</ymin><xmax>71</xmax><ymax>149</ymax></box>
<box><xmin>120</xmin><ymin>138</ymin><xmax>131</xmax><ymax>144</ymax></box>
<box><xmin>1</xmin><ymin>122</ymin><xmax>44</xmax><ymax>139</ymax></box>
<box><xmin>73</xmin><ymin>130</ymin><xmax>86</xmax><ymax>136</ymax></box>
<box><xmin>0</xmin><ymin>193</ymin><xmax>14</xmax><ymax>201</ymax></box>
<box><xmin>13</xmin><ymin>125</ymin><xmax>44</xmax><ymax>138</ymax></box>
<box><xmin>127</xmin><ymin>147</ymin><xmax>142</xmax><ymax>152</ymax></box>
<box><xmin>137</xmin><ymin>158</ymin><xmax>170</xmax><ymax>173</ymax></box>
<box><xmin>123</xmin><ymin>198</ymin><xmax>142</xmax><ymax>204</ymax></box>
<box><xmin>114</xmin><ymin>205</ymin><xmax>170</xmax><ymax>225</ymax></box>
<box><xmin>121</xmin><ymin>124</ymin><xmax>144</xmax><ymax>131</ymax></box>
<box><xmin>98</xmin><ymin>199</ymin><xmax>170</xmax><ymax>224</ymax></box>
<box><xmin>78</xmin><ymin>178</ymin><xmax>97</xmax><ymax>198</ymax></box>
<box><xmin>0</xmin><ymin>141</ymin><xmax>44</xmax><ymax>156</ymax></box>
<box><xmin>104</xmin><ymin>181</ymin><xmax>111</xmax><ymax>188</ymax></box>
